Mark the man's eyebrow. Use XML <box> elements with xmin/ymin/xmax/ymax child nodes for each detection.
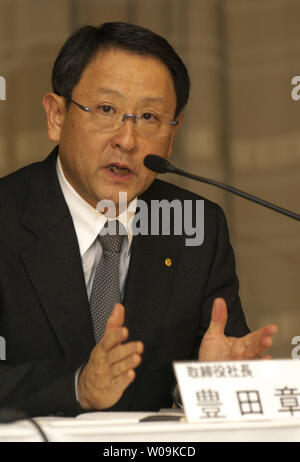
<box><xmin>140</xmin><ymin>96</ymin><xmax>166</xmax><ymax>105</ymax></box>
<box><xmin>95</xmin><ymin>88</ymin><xmax>123</xmax><ymax>97</ymax></box>
<box><xmin>95</xmin><ymin>88</ymin><xmax>166</xmax><ymax>104</ymax></box>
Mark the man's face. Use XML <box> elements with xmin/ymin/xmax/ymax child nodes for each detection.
<box><xmin>44</xmin><ymin>48</ymin><xmax>182</xmax><ymax>211</ymax></box>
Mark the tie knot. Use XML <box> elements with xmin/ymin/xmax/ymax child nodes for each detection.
<box><xmin>98</xmin><ymin>220</ymin><xmax>126</xmax><ymax>254</ymax></box>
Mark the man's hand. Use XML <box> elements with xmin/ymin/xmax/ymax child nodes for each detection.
<box><xmin>198</xmin><ymin>298</ymin><xmax>278</xmax><ymax>362</ymax></box>
<box><xmin>77</xmin><ymin>303</ymin><xmax>143</xmax><ymax>410</ymax></box>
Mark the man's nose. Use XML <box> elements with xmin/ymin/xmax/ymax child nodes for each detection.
<box><xmin>110</xmin><ymin>116</ymin><xmax>138</xmax><ymax>152</ymax></box>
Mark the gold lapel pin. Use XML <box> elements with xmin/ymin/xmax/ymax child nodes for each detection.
<box><xmin>164</xmin><ymin>257</ymin><xmax>172</xmax><ymax>267</ymax></box>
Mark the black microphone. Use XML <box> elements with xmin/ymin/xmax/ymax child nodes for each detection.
<box><xmin>144</xmin><ymin>154</ymin><xmax>300</xmax><ymax>221</ymax></box>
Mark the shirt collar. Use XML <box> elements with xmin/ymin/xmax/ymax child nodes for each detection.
<box><xmin>56</xmin><ymin>156</ymin><xmax>137</xmax><ymax>257</ymax></box>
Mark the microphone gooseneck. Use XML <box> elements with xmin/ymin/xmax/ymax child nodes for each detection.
<box><xmin>144</xmin><ymin>154</ymin><xmax>300</xmax><ymax>221</ymax></box>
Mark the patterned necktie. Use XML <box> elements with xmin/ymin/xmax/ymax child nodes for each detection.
<box><xmin>89</xmin><ymin>220</ymin><xmax>126</xmax><ymax>343</ymax></box>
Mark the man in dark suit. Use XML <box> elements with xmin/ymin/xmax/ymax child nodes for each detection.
<box><xmin>0</xmin><ymin>23</ymin><xmax>277</xmax><ymax>417</ymax></box>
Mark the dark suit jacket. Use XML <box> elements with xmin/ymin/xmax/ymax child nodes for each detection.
<box><xmin>0</xmin><ymin>146</ymin><xmax>249</xmax><ymax>417</ymax></box>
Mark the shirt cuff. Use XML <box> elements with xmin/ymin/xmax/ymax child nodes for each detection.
<box><xmin>74</xmin><ymin>363</ymin><xmax>86</xmax><ymax>403</ymax></box>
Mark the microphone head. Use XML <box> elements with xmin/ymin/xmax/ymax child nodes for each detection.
<box><xmin>144</xmin><ymin>154</ymin><xmax>171</xmax><ymax>173</ymax></box>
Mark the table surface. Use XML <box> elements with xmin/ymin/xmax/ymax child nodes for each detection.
<box><xmin>0</xmin><ymin>410</ymin><xmax>300</xmax><ymax>442</ymax></box>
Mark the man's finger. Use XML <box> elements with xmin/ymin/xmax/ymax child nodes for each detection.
<box><xmin>245</xmin><ymin>324</ymin><xmax>278</xmax><ymax>347</ymax></box>
<box><xmin>110</xmin><ymin>353</ymin><xmax>142</xmax><ymax>379</ymax></box>
<box><xmin>111</xmin><ymin>369</ymin><xmax>136</xmax><ymax>394</ymax></box>
<box><xmin>207</xmin><ymin>298</ymin><xmax>228</xmax><ymax>335</ymax></box>
<box><xmin>100</xmin><ymin>326</ymin><xmax>129</xmax><ymax>352</ymax></box>
<box><xmin>108</xmin><ymin>340</ymin><xmax>144</xmax><ymax>365</ymax></box>
<box><xmin>242</xmin><ymin>324</ymin><xmax>278</xmax><ymax>359</ymax></box>
<box><xmin>105</xmin><ymin>303</ymin><xmax>125</xmax><ymax>330</ymax></box>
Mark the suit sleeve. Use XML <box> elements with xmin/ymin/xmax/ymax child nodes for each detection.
<box><xmin>0</xmin><ymin>358</ymin><xmax>86</xmax><ymax>417</ymax></box>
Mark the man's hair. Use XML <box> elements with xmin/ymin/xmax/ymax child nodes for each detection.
<box><xmin>52</xmin><ymin>22</ymin><xmax>190</xmax><ymax>117</ymax></box>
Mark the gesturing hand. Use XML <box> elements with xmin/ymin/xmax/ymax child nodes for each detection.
<box><xmin>77</xmin><ymin>303</ymin><xmax>143</xmax><ymax>410</ymax></box>
<box><xmin>198</xmin><ymin>298</ymin><xmax>278</xmax><ymax>362</ymax></box>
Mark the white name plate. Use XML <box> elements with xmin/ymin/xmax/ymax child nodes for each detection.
<box><xmin>173</xmin><ymin>359</ymin><xmax>300</xmax><ymax>423</ymax></box>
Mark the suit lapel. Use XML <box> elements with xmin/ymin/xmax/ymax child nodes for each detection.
<box><xmin>19</xmin><ymin>148</ymin><xmax>94</xmax><ymax>357</ymax></box>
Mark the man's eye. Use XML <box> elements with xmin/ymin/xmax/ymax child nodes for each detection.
<box><xmin>97</xmin><ymin>105</ymin><xmax>115</xmax><ymax>115</ymax></box>
<box><xmin>141</xmin><ymin>112</ymin><xmax>159</xmax><ymax>123</ymax></box>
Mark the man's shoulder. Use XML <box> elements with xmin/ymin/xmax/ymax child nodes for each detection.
<box><xmin>0</xmin><ymin>148</ymin><xmax>56</xmax><ymax>195</ymax></box>
<box><xmin>1</xmin><ymin>152</ymin><xmax>53</xmax><ymax>185</ymax></box>
<box><xmin>0</xmin><ymin>148</ymin><xmax>58</xmax><ymax>221</ymax></box>
<box><xmin>0</xmin><ymin>160</ymin><xmax>43</xmax><ymax>189</ymax></box>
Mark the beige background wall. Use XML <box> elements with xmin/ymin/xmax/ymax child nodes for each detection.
<box><xmin>0</xmin><ymin>0</ymin><xmax>299</xmax><ymax>358</ymax></box>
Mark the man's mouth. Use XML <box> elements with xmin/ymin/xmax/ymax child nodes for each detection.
<box><xmin>107</xmin><ymin>163</ymin><xmax>132</xmax><ymax>177</ymax></box>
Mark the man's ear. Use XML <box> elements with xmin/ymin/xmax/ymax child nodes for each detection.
<box><xmin>166</xmin><ymin>111</ymin><xmax>184</xmax><ymax>159</ymax></box>
<box><xmin>42</xmin><ymin>93</ymin><xmax>66</xmax><ymax>143</ymax></box>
